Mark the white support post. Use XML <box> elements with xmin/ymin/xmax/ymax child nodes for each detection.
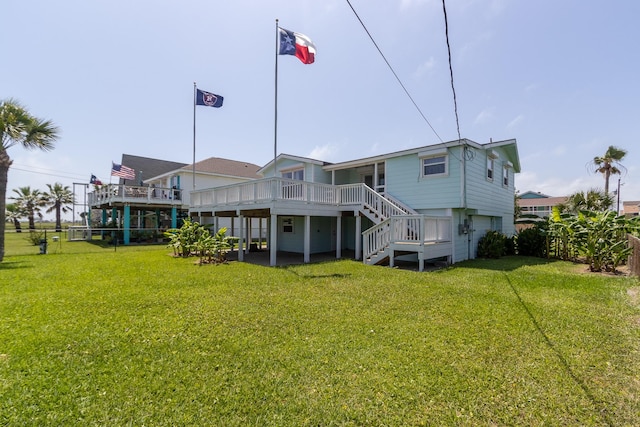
<box><xmin>355</xmin><ymin>213</ymin><xmax>362</xmax><ymax>260</ymax></box>
<box><xmin>336</xmin><ymin>215</ymin><xmax>342</xmax><ymax>259</ymax></box>
<box><xmin>304</xmin><ymin>215</ymin><xmax>311</xmax><ymax>263</ymax></box>
<box><xmin>270</xmin><ymin>214</ymin><xmax>277</xmax><ymax>266</ymax></box>
<box><xmin>238</xmin><ymin>214</ymin><xmax>244</xmax><ymax>262</ymax></box>
<box><xmin>247</xmin><ymin>216</ymin><xmax>251</xmax><ymax>251</ymax></box>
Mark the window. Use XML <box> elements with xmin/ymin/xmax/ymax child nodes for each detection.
<box><xmin>282</xmin><ymin>168</ymin><xmax>304</xmax><ymax>180</ymax></box>
<box><xmin>421</xmin><ymin>155</ymin><xmax>447</xmax><ymax>177</ymax></box>
<box><xmin>487</xmin><ymin>156</ymin><xmax>494</xmax><ymax>180</ymax></box>
<box><xmin>502</xmin><ymin>165</ymin><xmax>509</xmax><ymax>186</ymax></box>
<box><xmin>282</xmin><ymin>217</ymin><xmax>294</xmax><ymax>233</ymax></box>
<box><xmin>487</xmin><ymin>150</ymin><xmax>498</xmax><ymax>181</ymax></box>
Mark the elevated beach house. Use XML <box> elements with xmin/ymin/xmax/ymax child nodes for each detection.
<box><xmin>189</xmin><ymin>138</ymin><xmax>520</xmax><ymax>270</ymax></box>
<box><xmin>88</xmin><ymin>154</ymin><xmax>261</xmax><ymax>243</ymax></box>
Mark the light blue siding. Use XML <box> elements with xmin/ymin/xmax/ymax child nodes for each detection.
<box><xmin>385</xmin><ymin>147</ymin><xmax>463</xmax><ymax>210</ymax></box>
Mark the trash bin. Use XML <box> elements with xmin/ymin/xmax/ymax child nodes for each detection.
<box><xmin>39</xmin><ymin>239</ymin><xmax>47</xmax><ymax>255</ymax></box>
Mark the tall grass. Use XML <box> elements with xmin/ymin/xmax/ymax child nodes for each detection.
<box><xmin>1</xmin><ymin>234</ymin><xmax>639</xmax><ymax>425</ymax></box>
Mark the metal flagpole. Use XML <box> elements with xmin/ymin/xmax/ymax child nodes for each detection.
<box><xmin>193</xmin><ymin>82</ymin><xmax>197</xmax><ymax>190</ymax></box>
<box><xmin>274</xmin><ymin>19</ymin><xmax>279</xmax><ymax>177</ymax></box>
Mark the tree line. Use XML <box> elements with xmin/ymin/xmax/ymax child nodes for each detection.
<box><xmin>6</xmin><ymin>183</ymin><xmax>74</xmax><ymax>233</ymax></box>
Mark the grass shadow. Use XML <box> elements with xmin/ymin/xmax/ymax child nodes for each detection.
<box><xmin>445</xmin><ymin>255</ymin><xmax>562</xmax><ymax>272</ymax></box>
<box><xmin>0</xmin><ymin>260</ymin><xmax>34</xmax><ymax>270</ymax></box>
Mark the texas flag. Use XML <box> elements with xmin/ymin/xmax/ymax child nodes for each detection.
<box><xmin>278</xmin><ymin>27</ymin><xmax>316</xmax><ymax>64</ymax></box>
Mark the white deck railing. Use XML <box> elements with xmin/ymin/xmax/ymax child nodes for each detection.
<box><xmin>190</xmin><ymin>178</ymin><xmax>409</xmax><ymax>218</ymax></box>
<box><xmin>363</xmin><ymin>215</ymin><xmax>452</xmax><ymax>260</ymax></box>
<box><xmin>89</xmin><ymin>184</ymin><xmax>183</xmax><ymax>206</ymax></box>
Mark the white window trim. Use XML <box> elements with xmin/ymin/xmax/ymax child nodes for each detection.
<box><xmin>487</xmin><ymin>156</ymin><xmax>494</xmax><ymax>181</ymax></box>
<box><xmin>420</xmin><ymin>154</ymin><xmax>448</xmax><ymax>178</ymax></box>
<box><xmin>281</xmin><ymin>165</ymin><xmax>305</xmax><ymax>181</ymax></box>
<box><xmin>502</xmin><ymin>163</ymin><xmax>510</xmax><ymax>187</ymax></box>
<box><xmin>282</xmin><ymin>216</ymin><xmax>295</xmax><ymax>233</ymax></box>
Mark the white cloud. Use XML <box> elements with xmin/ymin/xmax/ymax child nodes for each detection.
<box><xmin>308</xmin><ymin>143</ymin><xmax>340</xmax><ymax>162</ymax></box>
<box><xmin>506</xmin><ymin>114</ymin><xmax>524</xmax><ymax>129</ymax></box>
<box><xmin>474</xmin><ymin>108</ymin><xmax>495</xmax><ymax>125</ymax></box>
<box><xmin>413</xmin><ymin>57</ymin><xmax>436</xmax><ymax>79</ymax></box>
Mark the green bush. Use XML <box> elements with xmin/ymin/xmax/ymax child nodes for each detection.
<box><xmin>26</xmin><ymin>230</ymin><xmax>45</xmax><ymax>246</ymax></box>
<box><xmin>516</xmin><ymin>226</ymin><xmax>547</xmax><ymax>258</ymax></box>
<box><xmin>477</xmin><ymin>230</ymin><xmax>506</xmax><ymax>258</ymax></box>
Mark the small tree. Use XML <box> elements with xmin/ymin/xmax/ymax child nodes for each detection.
<box><xmin>43</xmin><ymin>182</ymin><xmax>74</xmax><ymax>232</ymax></box>
<box><xmin>0</xmin><ymin>98</ymin><xmax>59</xmax><ymax>261</ymax></box>
<box><xmin>5</xmin><ymin>203</ymin><xmax>23</xmax><ymax>232</ymax></box>
<box><xmin>165</xmin><ymin>219</ymin><xmax>231</xmax><ymax>264</ymax></box>
<box><xmin>10</xmin><ymin>186</ymin><xmax>45</xmax><ymax>230</ymax></box>
<box><xmin>592</xmin><ymin>145</ymin><xmax>627</xmax><ymax>195</ymax></box>
<box><xmin>165</xmin><ymin>218</ymin><xmax>206</xmax><ymax>257</ymax></box>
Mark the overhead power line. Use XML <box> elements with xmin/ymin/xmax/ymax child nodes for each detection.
<box><xmin>10</xmin><ymin>164</ymin><xmax>89</xmax><ymax>182</ymax></box>
<box><xmin>441</xmin><ymin>0</ymin><xmax>462</xmax><ymax>143</ymax></box>
<box><xmin>346</xmin><ymin>0</ymin><xmax>443</xmax><ymax>143</ymax></box>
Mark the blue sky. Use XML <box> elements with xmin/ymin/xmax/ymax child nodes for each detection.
<box><xmin>3</xmin><ymin>0</ymin><xmax>639</xmax><ymax>217</ymax></box>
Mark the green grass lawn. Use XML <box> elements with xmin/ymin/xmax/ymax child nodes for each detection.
<box><xmin>1</xmin><ymin>232</ymin><xmax>639</xmax><ymax>425</ymax></box>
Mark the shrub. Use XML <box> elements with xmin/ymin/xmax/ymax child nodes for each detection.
<box><xmin>26</xmin><ymin>230</ymin><xmax>45</xmax><ymax>246</ymax></box>
<box><xmin>516</xmin><ymin>226</ymin><xmax>547</xmax><ymax>258</ymax></box>
<box><xmin>477</xmin><ymin>230</ymin><xmax>506</xmax><ymax>258</ymax></box>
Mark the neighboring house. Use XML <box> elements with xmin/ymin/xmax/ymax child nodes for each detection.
<box><xmin>517</xmin><ymin>191</ymin><xmax>567</xmax><ymax>218</ymax></box>
<box><xmin>88</xmin><ymin>155</ymin><xmax>261</xmax><ymax>244</ymax></box>
<box><xmin>622</xmin><ymin>201</ymin><xmax>640</xmax><ymax>218</ymax></box>
<box><xmin>189</xmin><ymin>138</ymin><xmax>521</xmax><ymax>270</ymax></box>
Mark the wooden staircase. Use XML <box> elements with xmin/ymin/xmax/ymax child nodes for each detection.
<box><xmin>359</xmin><ymin>188</ymin><xmax>452</xmax><ymax>271</ymax></box>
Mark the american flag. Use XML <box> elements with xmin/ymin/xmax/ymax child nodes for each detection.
<box><xmin>111</xmin><ymin>162</ymin><xmax>136</xmax><ymax>180</ymax></box>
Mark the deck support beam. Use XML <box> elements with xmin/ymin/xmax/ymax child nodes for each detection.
<box><xmin>355</xmin><ymin>214</ymin><xmax>362</xmax><ymax>260</ymax></box>
<box><xmin>270</xmin><ymin>214</ymin><xmax>277</xmax><ymax>266</ymax></box>
<box><xmin>238</xmin><ymin>214</ymin><xmax>244</xmax><ymax>261</ymax></box>
<box><xmin>336</xmin><ymin>216</ymin><xmax>342</xmax><ymax>259</ymax></box>
<box><xmin>304</xmin><ymin>215</ymin><xmax>311</xmax><ymax>263</ymax></box>
<box><xmin>123</xmin><ymin>205</ymin><xmax>131</xmax><ymax>245</ymax></box>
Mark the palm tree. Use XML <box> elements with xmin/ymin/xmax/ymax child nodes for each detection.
<box><xmin>43</xmin><ymin>182</ymin><xmax>74</xmax><ymax>232</ymax></box>
<box><xmin>563</xmin><ymin>188</ymin><xmax>614</xmax><ymax>213</ymax></box>
<box><xmin>593</xmin><ymin>145</ymin><xmax>627</xmax><ymax>195</ymax></box>
<box><xmin>5</xmin><ymin>203</ymin><xmax>23</xmax><ymax>233</ymax></box>
<box><xmin>0</xmin><ymin>98</ymin><xmax>59</xmax><ymax>261</ymax></box>
<box><xmin>10</xmin><ymin>186</ymin><xmax>46</xmax><ymax>231</ymax></box>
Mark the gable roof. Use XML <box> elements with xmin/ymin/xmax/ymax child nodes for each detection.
<box><xmin>120</xmin><ymin>154</ymin><xmax>188</xmax><ymax>183</ymax></box>
<box><xmin>520</xmin><ymin>191</ymin><xmax>552</xmax><ymax>199</ymax></box>
<box><xmin>258</xmin><ymin>154</ymin><xmax>329</xmax><ymax>176</ymax></box>
<box><xmin>180</xmin><ymin>157</ymin><xmax>262</xmax><ymax>179</ymax></box>
<box><xmin>517</xmin><ymin>196</ymin><xmax>567</xmax><ymax>208</ymax></box>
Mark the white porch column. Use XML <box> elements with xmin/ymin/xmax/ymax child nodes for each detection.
<box><xmin>304</xmin><ymin>215</ymin><xmax>311</xmax><ymax>263</ymax></box>
<box><xmin>238</xmin><ymin>214</ymin><xmax>244</xmax><ymax>262</ymax></box>
<box><xmin>246</xmin><ymin>216</ymin><xmax>251</xmax><ymax>250</ymax></box>
<box><xmin>270</xmin><ymin>214</ymin><xmax>277</xmax><ymax>266</ymax></box>
<box><xmin>214</xmin><ymin>216</ymin><xmax>219</xmax><ymax>232</ymax></box>
<box><xmin>259</xmin><ymin>218</ymin><xmax>263</xmax><ymax>249</ymax></box>
<box><xmin>374</xmin><ymin>163</ymin><xmax>378</xmax><ymax>191</ymax></box>
<box><xmin>418</xmin><ymin>250</ymin><xmax>425</xmax><ymax>272</ymax></box>
<box><xmin>336</xmin><ymin>215</ymin><xmax>342</xmax><ymax>259</ymax></box>
<box><xmin>355</xmin><ymin>214</ymin><xmax>362</xmax><ymax>260</ymax></box>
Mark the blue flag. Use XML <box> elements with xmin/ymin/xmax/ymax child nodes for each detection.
<box><xmin>196</xmin><ymin>89</ymin><xmax>223</xmax><ymax>108</ymax></box>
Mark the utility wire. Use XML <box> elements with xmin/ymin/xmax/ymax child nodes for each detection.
<box><xmin>441</xmin><ymin>0</ymin><xmax>462</xmax><ymax>145</ymax></box>
<box><xmin>346</xmin><ymin>0</ymin><xmax>443</xmax><ymax>143</ymax></box>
